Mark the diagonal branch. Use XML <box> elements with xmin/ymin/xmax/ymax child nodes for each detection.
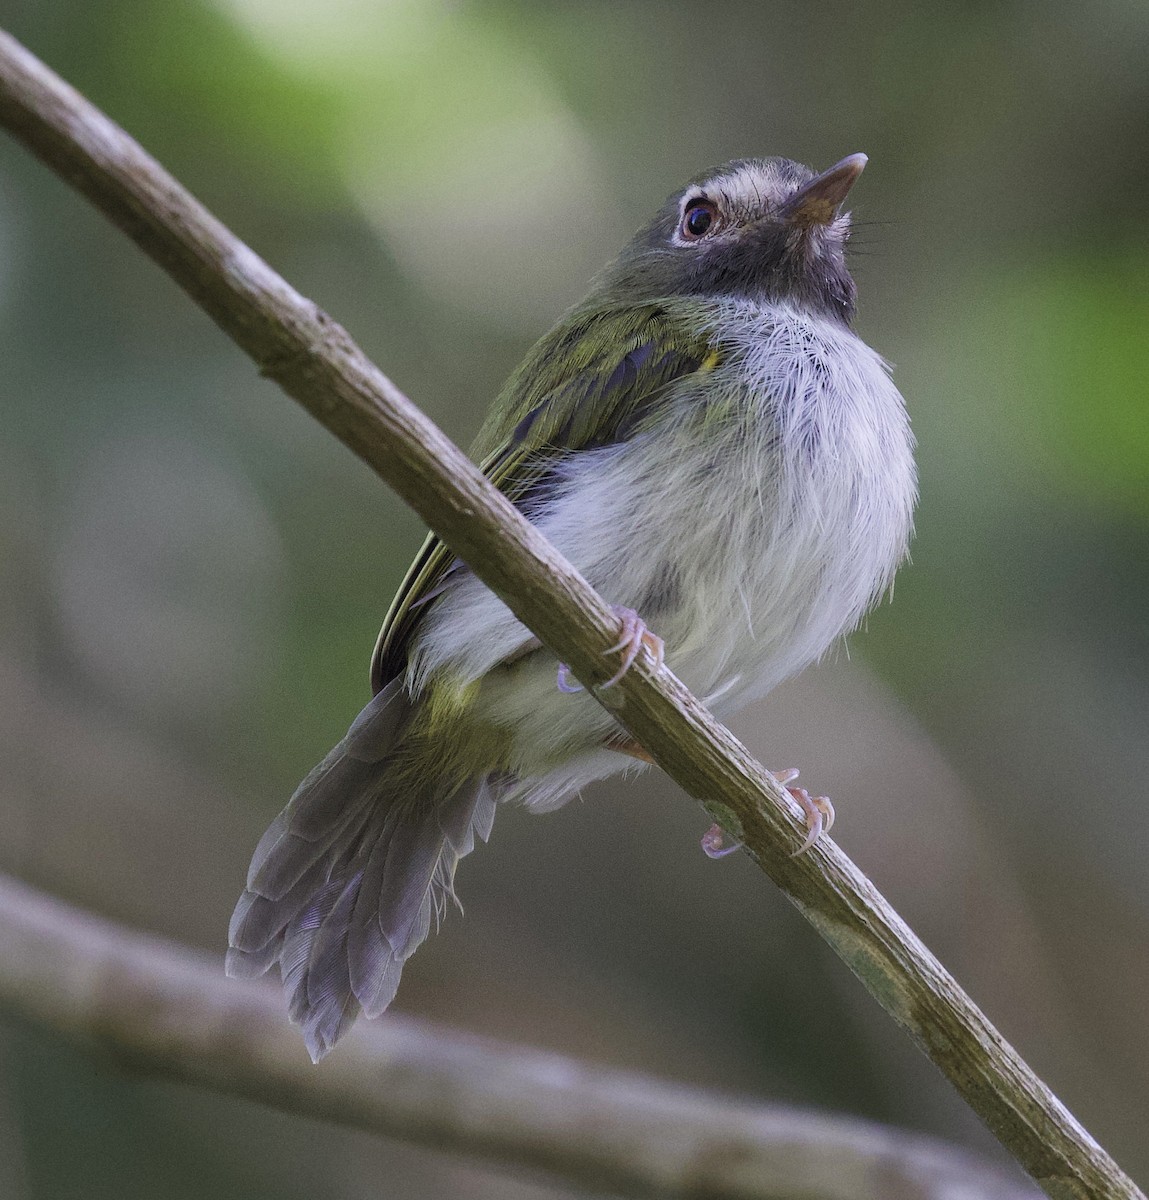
<box><xmin>0</xmin><ymin>28</ymin><xmax>1140</xmax><ymax>1200</ymax></box>
<box><xmin>0</xmin><ymin>873</ymin><xmax>1042</xmax><ymax>1200</ymax></box>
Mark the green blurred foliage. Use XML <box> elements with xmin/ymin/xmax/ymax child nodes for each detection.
<box><xmin>978</xmin><ymin>257</ymin><xmax>1149</xmax><ymax>514</ymax></box>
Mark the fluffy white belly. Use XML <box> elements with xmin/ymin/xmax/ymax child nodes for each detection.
<box><xmin>409</xmin><ymin>302</ymin><xmax>916</xmax><ymax>808</ymax></box>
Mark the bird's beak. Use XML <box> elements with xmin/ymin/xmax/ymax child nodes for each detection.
<box><xmin>779</xmin><ymin>153</ymin><xmax>867</xmax><ymax>228</ymax></box>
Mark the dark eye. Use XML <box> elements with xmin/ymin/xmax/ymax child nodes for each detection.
<box><xmin>680</xmin><ymin>198</ymin><xmax>719</xmax><ymax>240</ymax></box>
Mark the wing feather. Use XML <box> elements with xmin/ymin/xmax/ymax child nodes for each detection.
<box><xmin>370</xmin><ymin>304</ymin><xmax>715</xmax><ymax>691</ymax></box>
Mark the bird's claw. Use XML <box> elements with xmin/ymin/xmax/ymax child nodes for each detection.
<box><xmin>701</xmin><ymin>824</ymin><xmax>741</xmax><ymax>858</ymax></box>
<box><xmin>556</xmin><ymin>662</ymin><xmax>583</xmax><ymax>693</ymax></box>
<box><xmin>786</xmin><ymin>773</ymin><xmax>835</xmax><ymax>856</ymax></box>
<box><xmin>600</xmin><ymin>606</ymin><xmax>665</xmax><ymax>689</ymax></box>
<box><xmin>557</xmin><ymin>606</ymin><xmax>664</xmax><ymax>694</ymax></box>
<box><xmin>700</xmin><ymin>768</ymin><xmax>834</xmax><ymax>860</ymax></box>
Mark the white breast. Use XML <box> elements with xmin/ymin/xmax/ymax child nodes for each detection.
<box><xmin>407</xmin><ymin>300</ymin><xmax>915</xmax><ymax>800</ymax></box>
<box><xmin>509</xmin><ymin>300</ymin><xmax>915</xmax><ymax>710</ymax></box>
<box><xmin>666</xmin><ymin>298</ymin><xmax>917</xmax><ymax>715</ymax></box>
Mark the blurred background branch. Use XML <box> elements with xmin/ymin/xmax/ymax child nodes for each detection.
<box><xmin>0</xmin><ymin>871</ymin><xmax>1047</xmax><ymax>1200</ymax></box>
<box><xmin>1</xmin><ymin>28</ymin><xmax>1140</xmax><ymax>1200</ymax></box>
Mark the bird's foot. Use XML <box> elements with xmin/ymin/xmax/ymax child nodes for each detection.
<box><xmin>600</xmin><ymin>606</ymin><xmax>665</xmax><ymax>688</ymax></box>
<box><xmin>701</xmin><ymin>824</ymin><xmax>742</xmax><ymax>859</ymax></box>
<box><xmin>556</xmin><ymin>663</ymin><xmax>583</xmax><ymax>693</ymax></box>
<box><xmin>788</xmin><ymin>776</ymin><xmax>835</xmax><ymax>857</ymax></box>
<box><xmin>701</xmin><ymin>769</ymin><xmax>834</xmax><ymax>859</ymax></box>
<box><xmin>557</xmin><ymin>606</ymin><xmax>664</xmax><ymax>694</ymax></box>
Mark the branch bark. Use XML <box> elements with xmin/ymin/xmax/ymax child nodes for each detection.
<box><xmin>0</xmin><ymin>28</ymin><xmax>1140</xmax><ymax>1200</ymax></box>
<box><xmin>0</xmin><ymin>873</ymin><xmax>1043</xmax><ymax>1200</ymax></box>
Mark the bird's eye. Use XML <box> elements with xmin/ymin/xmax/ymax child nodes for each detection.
<box><xmin>680</xmin><ymin>198</ymin><xmax>719</xmax><ymax>240</ymax></box>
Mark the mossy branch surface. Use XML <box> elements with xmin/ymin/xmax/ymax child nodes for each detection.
<box><xmin>0</xmin><ymin>28</ymin><xmax>1141</xmax><ymax>1200</ymax></box>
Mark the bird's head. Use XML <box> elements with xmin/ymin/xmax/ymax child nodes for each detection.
<box><xmin>603</xmin><ymin>154</ymin><xmax>867</xmax><ymax>324</ymax></box>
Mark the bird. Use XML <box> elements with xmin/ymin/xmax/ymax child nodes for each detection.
<box><xmin>226</xmin><ymin>153</ymin><xmax>917</xmax><ymax>1061</ymax></box>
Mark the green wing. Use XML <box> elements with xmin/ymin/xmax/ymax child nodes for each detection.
<box><xmin>369</xmin><ymin>304</ymin><xmax>717</xmax><ymax>692</ymax></box>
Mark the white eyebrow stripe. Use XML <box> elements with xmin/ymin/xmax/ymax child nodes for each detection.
<box><xmin>709</xmin><ymin>161</ymin><xmax>795</xmax><ymax>213</ymax></box>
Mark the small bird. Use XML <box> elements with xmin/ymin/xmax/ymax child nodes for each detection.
<box><xmin>227</xmin><ymin>153</ymin><xmax>917</xmax><ymax>1060</ymax></box>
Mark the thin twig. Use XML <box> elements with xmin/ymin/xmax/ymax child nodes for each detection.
<box><xmin>0</xmin><ymin>28</ymin><xmax>1140</xmax><ymax>1200</ymax></box>
<box><xmin>0</xmin><ymin>873</ymin><xmax>1042</xmax><ymax>1200</ymax></box>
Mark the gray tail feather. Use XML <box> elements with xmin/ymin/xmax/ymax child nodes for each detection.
<box><xmin>225</xmin><ymin>680</ymin><xmax>497</xmax><ymax>1061</ymax></box>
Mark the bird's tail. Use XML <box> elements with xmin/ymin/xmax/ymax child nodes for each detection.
<box><xmin>225</xmin><ymin>680</ymin><xmax>497</xmax><ymax>1061</ymax></box>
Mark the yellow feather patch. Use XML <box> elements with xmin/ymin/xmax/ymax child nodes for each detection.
<box><xmin>423</xmin><ymin>673</ymin><xmax>481</xmax><ymax>730</ymax></box>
